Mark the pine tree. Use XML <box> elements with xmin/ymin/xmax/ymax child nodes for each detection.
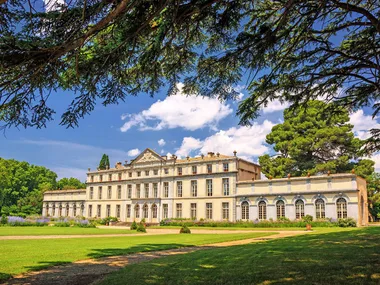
<box><xmin>98</xmin><ymin>154</ymin><xmax>108</xmax><ymax>170</ymax></box>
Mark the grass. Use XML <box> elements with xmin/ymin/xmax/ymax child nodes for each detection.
<box><xmin>100</xmin><ymin>227</ymin><xmax>380</xmax><ymax>285</ymax></box>
<box><xmin>0</xmin><ymin>226</ymin><xmax>136</xmax><ymax>236</ymax></box>
<box><xmin>0</xmin><ymin>232</ymin><xmax>274</xmax><ymax>281</ymax></box>
<box><xmin>149</xmin><ymin>225</ymin><xmax>313</xmax><ymax>231</ymax></box>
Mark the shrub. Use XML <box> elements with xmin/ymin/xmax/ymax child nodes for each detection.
<box><xmin>1</xmin><ymin>214</ymin><xmax>7</xmax><ymax>225</ymax></box>
<box><xmin>130</xmin><ymin>220</ymin><xmax>138</xmax><ymax>230</ymax></box>
<box><xmin>302</xmin><ymin>215</ymin><xmax>313</xmax><ymax>223</ymax></box>
<box><xmin>136</xmin><ymin>223</ymin><xmax>146</xmax><ymax>233</ymax></box>
<box><xmin>99</xmin><ymin>216</ymin><xmax>118</xmax><ymax>225</ymax></box>
<box><xmin>179</xmin><ymin>225</ymin><xmax>191</xmax><ymax>234</ymax></box>
<box><xmin>338</xmin><ymin>218</ymin><xmax>357</xmax><ymax>227</ymax></box>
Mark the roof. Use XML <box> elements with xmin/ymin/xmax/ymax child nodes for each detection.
<box><xmin>237</xmin><ymin>173</ymin><xmax>357</xmax><ymax>184</ymax></box>
<box><xmin>176</xmin><ymin>154</ymin><xmax>236</xmax><ymax>163</ymax></box>
<box><xmin>44</xmin><ymin>189</ymin><xmax>86</xmax><ymax>194</ymax></box>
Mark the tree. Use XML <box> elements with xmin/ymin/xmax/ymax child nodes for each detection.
<box><xmin>367</xmin><ymin>173</ymin><xmax>380</xmax><ymax>221</ymax></box>
<box><xmin>258</xmin><ymin>100</ymin><xmax>374</xmax><ymax>178</ymax></box>
<box><xmin>57</xmin><ymin>177</ymin><xmax>86</xmax><ymax>190</ymax></box>
<box><xmin>98</xmin><ymin>154</ymin><xmax>110</xmax><ymax>170</ymax></box>
<box><xmin>1</xmin><ymin>1</ymin><xmax>379</xmax><ymax>145</ymax></box>
<box><xmin>0</xmin><ymin>158</ymin><xmax>57</xmax><ymax>215</ymax></box>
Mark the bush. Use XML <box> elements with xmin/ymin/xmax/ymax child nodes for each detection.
<box><xmin>130</xmin><ymin>220</ymin><xmax>138</xmax><ymax>230</ymax></box>
<box><xmin>136</xmin><ymin>223</ymin><xmax>146</xmax><ymax>233</ymax></box>
<box><xmin>99</xmin><ymin>216</ymin><xmax>118</xmax><ymax>225</ymax></box>
<box><xmin>1</xmin><ymin>214</ymin><xmax>7</xmax><ymax>225</ymax></box>
<box><xmin>54</xmin><ymin>221</ymin><xmax>71</xmax><ymax>227</ymax></box>
<box><xmin>302</xmin><ymin>215</ymin><xmax>313</xmax><ymax>223</ymax></box>
<box><xmin>179</xmin><ymin>225</ymin><xmax>191</xmax><ymax>234</ymax></box>
<box><xmin>338</xmin><ymin>218</ymin><xmax>357</xmax><ymax>227</ymax></box>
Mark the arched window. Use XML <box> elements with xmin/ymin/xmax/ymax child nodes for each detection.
<box><xmin>65</xmin><ymin>204</ymin><xmax>70</xmax><ymax>217</ymax></box>
<box><xmin>337</xmin><ymin>198</ymin><xmax>347</xmax><ymax>219</ymax></box>
<box><xmin>52</xmin><ymin>204</ymin><xmax>56</xmax><ymax>216</ymax></box>
<box><xmin>134</xmin><ymin>204</ymin><xmax>140</xmax><ymax>218</ymax></box>
<box><xmin>276</xmin><ymin>200</ymin><xmax>285</xmax><ymax>218</ymax></box>
<box><xmin>46</xmin><ymin>204</ymin><xmax>49</xmax><ymax>216</ymax></box>
<box><xmin>258</xmin><ymin>201</ymin><xmax>267</xmax><ymax>220</ymax></box>
<box><xmin>295</xmin><ymin>200</ymin><xmax>304</xmax><ymax>219</ymax></box>
<box><xmin>152</xmin><ymin>204</ymin><xmax>158</xmax><ymax>219</ymax></box>
<box><xmin>315</xmin><ymin>199</ymin><xmax>325</xmax><ymax>219</ymax></box>
<box><xmin>241</xmin><ymin>201</ymin><xmax>249</xmax><ymax>220</ymax></box>
<box><xmin>81</xmin><ymin>204</ymin><xmax>85</xmax><ymax>216</ymax></box>
<box><xmin>73</xmin><ymin>203</ymin><xmax>77</xmax><ymax>217</ymax></box>
<box><xmin>58</xmin><ymin>204</ymin><xmax>62</xmax><ymax>217</ymax></box>
<box><xmin>143</xmin><ymin>204</ymin><xmax>149</xmax><ymax>219</ymax></box>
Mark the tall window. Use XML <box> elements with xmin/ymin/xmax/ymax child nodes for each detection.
<box><xmin>154</xmin><ymin>169</ymin><xmax>158</xmax><ymax>175</ymax></box>
<box><xmin>98</xmin><ymin>186</ymin><xmax>102</xmax><ymax>199</ymax></box>
<box><xmin>144</xmin><ymin>183</ymin><xmax>149</xmax><ymax>198</ymax></box>
<box><xmin>164</xmin><ymin>168</ymin><xmax>169</xmax><ymax>174</ymax></box>
<box><xmin>192</xmin><ymin>165</ymin><xmax>197</xmax><ymax>174</ymax></box>
<box><xmin>206</xmin><ymin>203</ymin><xmax>213</xmax><ymax>219</ymax></box>
<box><xmin>223</xmin><ymin>178</ymin><xmax>230</xmax><ymax>195</ymax></box>
<box><xmin>145</xmin><ymin>170</ymin><xmax>149</xmax><ymax>176</ymax></box>
<box><xmin>163</xmin><ymin>204</ymin><xmax>168</xmax><ymax>219</ymax></box>
<box><xmin>137</xmin><ymin>171</ymin><xmax>141</xmax><ymax>177</ymax></box>
<box><xmin>116</xmin><ymin>205</ymin><xmax>120</xmax><ymax>218</ymax></box>
<box><xmin>127</xmin><ymin>185</ymin><xmax>132</xmax><ymax>198</ymax></box>
<box><xmin>295</xmin><ymin>200</ymin><xmax>305</xmax><ymax>219</ymax></box>
<box><xmin>52</xmin><ymin>204</ymin><xmax>56</xmax><ymax>216</ymax></box>
<box><xmin>153</xmin><ymin>183</ymin><xmax>158</xmax><ymax>198</ymax></box>
<box><xmin>337</xmin><ymin>198</ymin><xmax>347</xmax><ymax>218</ymax></box>
<box><xmin>126</xmin><ymin>205</ymin><xmax>131</xmax><ymax>218</ymax></box>
<box><xmin>108</xmin><ymin>174</ymin><xmax>112</xmax><ymax>181</ymax></box>
<box><xmin>91</xmin><ymin>175</ymin><xmax>94</xmax><ymax>182</ymax></box>
<box><xmin>73</xmin><ymin>203</ymin><xmax>77</xmax><ymax>216</ymax></box>
<box><xmin>207</xmin><ymin>164</ymin><xmax>212</xmax><ymax>173</ymax></box>
<box><xmin>191</xmin><ymin>180</ymin><xmax>197</xmax><ymax>197</ymax></box>
<box><xmin>176</xmin><ymin>203</ymin><xmax>182</xmax><ymax>218</ymax></box>
<box><xmin>164</xmin><ymin>182</ymin><xmax>169</xmax><ymax>197</ymax></box>
<box><xmin>118</xmin><ymin>173</ymin><xmax>122</xmax><ymax>181</ymax></box>
<box><xmin>206</xmin><ymin>179</ymin><xmax>213</xmax><ymax>196</ymax></box>
<box><xmin>135</xmin><ymin>204</ymin><xmax>140</xmax><ymax>218</ymax></box>
<box><xmin>315</xmin><ymin>199</ymin><xmax>325</xmax><ymax>219</ymax></box>
<box><xmin>177</xmin><ymin>167</ymin><xmax>182</xmax><ymax>175</ymax></box>
<box><xmin>45</xmin><ymin>204</ymin><xmax>50</xmax><ymax>216</ymax></box>
<box><xmin>222</xmin><ymin>202</ymin><xmax>229</xmax><ymax>220</ymax></box>
<box><xmin>177</xmin><ymin>181</ymin><xmax>182</xmax><ymax>197</ymax></box>
<box><xmin>152</xmin><ymin>204</ymin><xmax>158</xmax><ymax>218</ymax></box>
<box><xmin>190</xmin><ymin>203</ymin><xmax>197</xmax><ymax>219</ymax></box>
<box><xmin>66</xmin><ymin>204</ymin><xmax>69</xmax><ymax>216</ymax></box>
<box><xmin>90</xmin><ymin>187</ymin><xmax>94</xmax><ymax>199</ymax></box>
<box><xmin>97</xmin><ymin>205</ymin><xmax>101</xmax><ymax>218</ymax></box>
<box><xmin>81</xmin><ymin>204</ymin><xmax>85</xmax><ymax>216</ymax></box>
<box><xmin>136</xmin><ymin>184</ymin><xmax>141</xmax><ymax>198</ymax></box>
<box><xmin>241</xmin><ymin>201</ymin><xmax>249</xmax><ymax>220</ymax></box>
<box><xmin>100</xmin><ymin>175</ymin><xmax>103</xmax><ymax>182</ymax></box>
<box><xmin>88</xmin><ymin>205</ymin><xmax>92</xmax><ymax>217</ymax></box>
<box><xmin>107</xmin><ymin>186</ymin><xmax>112</xmax><ymax>199</ymax></box>
<box><xmin>128</xmin><ymin>172</ymin><xmax>132</xmax><ymax>177</ymax></box>
<box><xmin>276</xmin><ymin>200</ymin><xmax>285</xmax><ymax>218</ymax></box>
<box><xmin>106</xmin><ymin>205</ymin><xmax>111</xmax><ymax>217</ymax></box>
<box><xmin>59</xmin><ymin>204</ymin><xmax>62</xmax><ymax>216</ymax></box>
<box><xmin>143</xmin><ymin>204</ymin><xmax>149</xmax><ymax>219</ymax></box>
<box><xmin>117</xmin><ymin>185</ymin><xmax>122</xmax><ymax>199</ymax></box>
<box><xmin>223</xmin><ymin>163</ymin><xmax>229</xmax><ymax>172</ymax></box>
<box><xmin>258</xmin><ymin>201</ymin><xmax>267</xmax><ymax>220</ymax></box>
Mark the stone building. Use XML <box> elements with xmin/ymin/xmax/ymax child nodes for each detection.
<box><xmin>42</xmin><ymin>148</ymin><xmax>368</xmax><ymax>226</ymax></box>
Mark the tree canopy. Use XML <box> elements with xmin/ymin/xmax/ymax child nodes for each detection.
<box><xmin>0</xmin><ymin>157</ymin><xmax>85</xmax><ymax>216</ymax></box>
<box><xmin>98</xmin><ymin>154</ymin><xmax>110</xmax><ymax>170</ymax></box>
<box><xmin>57</xmin><ymin>177</ymin><xmax>86</xmax><ymax>190</ymax></box>
<box><xmin>1</xmin><ymin>1</ymin><xmax>379</xmax><ymax>145</ymax></box>
<box><xmin>258</xmin><ymin>100</ymin><xmax>374</xmax><ymax>178</ymax></box>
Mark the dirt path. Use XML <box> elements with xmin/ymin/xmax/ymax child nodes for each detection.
<box><xmin>0</xmin><ymin>229</ymin><xmax>306</xmax><ymax>240</ymax></box>
<box><xmin>1</xmin><ymin>231</ymin><xmax>305</xmax><ymax>285</ymax></box>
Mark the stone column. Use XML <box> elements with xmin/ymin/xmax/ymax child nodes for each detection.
<box><xmin>42</xmin><ymin>203</ymin><xmax>47</xmax><ymax>216</ymax></box>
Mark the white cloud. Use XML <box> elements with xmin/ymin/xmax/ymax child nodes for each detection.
<box><xmin>127</xmin><ymin>148</ymin><xmax>140</xmax><ymax>157</ymax></box>
<box><xmin>262</xmin><ymin>99</ymin><xmax>290</xmax><ymax>114</ymax></box>
<box><xmin>175</xmin><ymin>120</ymin><xmax>275</xmax><ymax>160</ymax></box>
<box><xmin>158</xmin><ymin>139</ymin><xmax>166</xmax><ymax>146</ymax></box>
<box><xmin>350</xmin><ymin>110</ymin><xmax>380</xmax><ymax>140</ymax></box>
<box><xmin>120</xmin><ymin>83</ymin><xmax>233</xmax><ymax>132</ymax></box>
<box><xmin>44</xmin><ymin>0</ymin><xmax>65</xmax><ymax>12</ymax></box>
<box><xmin>370</xmin><ymin>153</ymin><xmax>380</xmax><ymax>172</ymax></box>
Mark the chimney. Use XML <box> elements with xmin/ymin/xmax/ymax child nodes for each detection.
<box><xmin>201</xmin><ymin>154</ymin><xmax>204</xmax><ymax>159</ymax></box>
<box><xmin>186</xmin><ymin>156</ymin><xmax>190</xmax><ymax>161</ymax></box>
<box><xmin>124</xmin><ymin>160</ymin><xmax>128</xmax><ymax>166</ymax></box>
<box><xmin>115</xmin><ymin>162</ymin><xmax>122</xmax><ymax>169</ymax></box>
<box><xmin>233</xmin><ymin>150</ymin><xmax>237</xmax><ymax>157</ymax></box>
<box><xmin>88</xmin><ymin>168</ymin><xmax>91</xmax><ymax>172</ymax></box>
<box><xmin>216</xmin><ymin>152</ymin><xmax>220</xmax><ymax>157</ymax></box>
<box><xmin>207</xmin><ymin>152</ymin><xmax>214</xmax><ymax>158</ymax></box>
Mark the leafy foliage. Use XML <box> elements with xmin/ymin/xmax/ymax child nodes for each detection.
<box><xmin>57</xmin><ymin>177</ymin><xmax>86</xmax><ymax>190</ymax></box>
<box><xmin>367</xmin><ymin>173</ymin><xmax>380</xmax><ymax>220</ymax></box>
<box><xmin>258</xmin><ymin>100</ymin><xmax>374</xmax><ymax>178</ymax></box>
<box><xmin>1</xmin><ymin>1</ymin><xmax>379</xmax><ymax>146</ymax></box>
<box><xmin>130</xmin><ymin>221</ymin><xmax>137</xmax><ymax>230</ymax></box>
<box><xmin>179</xmin><ymin>225</ymin><xmax>191</xmax><ymax>234</ymax></box>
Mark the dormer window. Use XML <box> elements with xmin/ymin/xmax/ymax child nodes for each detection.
<box><xmin>223</xmin><ymin>163</ymin><xmax>229</xmax><ymax>172</ymax></box>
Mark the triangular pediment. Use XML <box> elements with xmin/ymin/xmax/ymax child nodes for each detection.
<box><xmin>131</xmin><ymin>148</ymin><xmax>164</xmax><ymax>164</ymax></box>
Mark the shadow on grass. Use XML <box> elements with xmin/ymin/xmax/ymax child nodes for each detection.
<box><xmin>99</xmin><ymin>227</ymin><xmax>380</xmax><ymax>285</ymax></box>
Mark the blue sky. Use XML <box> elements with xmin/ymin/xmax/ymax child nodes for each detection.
<box><xmin>1</xmin><ymin>82</ymin><xmax>379</xmax><ymax>182</ymax></box>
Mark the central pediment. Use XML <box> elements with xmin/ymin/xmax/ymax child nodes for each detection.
<box><xmin>131</xmin><ymin>148</ymin><xmax>164</xmax><ymax>164</ymax></box>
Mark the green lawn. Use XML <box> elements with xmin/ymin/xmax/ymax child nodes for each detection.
<box><xmin>150</xmin><ymin>225</ymin><xmax>314</xmax><ymax>231</ymax></box>
<box><xmin>0</xmin><ymin>232</ymin><xmax>274</xmax><ymax>281</ymax></box>
<box><xmin>100</xmin><ymin>227</ymin><xmax>380</xmax><ymax>285</ymax></box>
<box><xmin>0</xmin><ymin>226</ymin><xmax>136</xmax><ymax>236</ymax></box>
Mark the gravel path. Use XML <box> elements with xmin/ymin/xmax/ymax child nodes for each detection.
<box><xmin>0</xmin><ymin>229</ymin><xmax>306</xmax><ymax>240</ymax></box>
<box><xmin>1</xmin><ymin>231</ymin><xmax>305</xmax><ymax>285</ymax></box>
